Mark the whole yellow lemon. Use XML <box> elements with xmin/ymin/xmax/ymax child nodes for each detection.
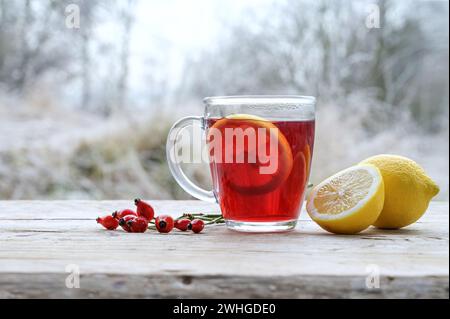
<box><xmin>360</xmin><ymin>154</ymin><xmax>440</xmax><ymax>229</ymax></box>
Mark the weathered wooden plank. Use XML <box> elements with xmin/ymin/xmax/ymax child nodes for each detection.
<box><xmin>0</xmin><ymin>273</ymin><xmax>447</xmax><ymax>299</ymax></box>
<box><xmin>0</xmin><ymin>201</ymin><xmax>448</xmax><ymax>298</ymax></box>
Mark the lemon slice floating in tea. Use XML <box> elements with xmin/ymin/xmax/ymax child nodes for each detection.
<box><xmin>306</xmin><ymin>165</ymin><xmax>385</xmax><ymax>234</ymax></box>
<box><xmin>208</xmin><ymin>114</ymin><xmax>293</xmax><ymax>195</ymax></box>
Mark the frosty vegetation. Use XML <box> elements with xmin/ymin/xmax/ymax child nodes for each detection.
<box><xmin>0</xmin><ymin>0</ymin><xmax>448</xmax><ymax>200</ymax></box>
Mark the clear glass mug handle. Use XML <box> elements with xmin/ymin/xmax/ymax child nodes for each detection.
<box><xmin>166</xmin><ymin>116</ymin><xmax>216</xmax><ymax>203</ymax></box>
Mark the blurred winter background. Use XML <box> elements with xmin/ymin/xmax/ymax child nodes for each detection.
<box><xmin>0</xmin><ymin>0</ymin><xmax>448</xmax><ymax>200</ymax></box>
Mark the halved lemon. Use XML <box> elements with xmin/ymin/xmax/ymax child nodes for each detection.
<box><xmin>306</xmin><ymin>165</ymin><xmax>385</xmax><ymax>234</ymax></box>
<box><xmin>208</xmin><ymin>114</ymin><xmax>293</xmax><ymax>195</ymax></box>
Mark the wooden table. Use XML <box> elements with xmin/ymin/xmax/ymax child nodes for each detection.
<box><xmin>0</xmin><ymin>201</ymin><xmax>448</xmax><ymax>299</ymax></box>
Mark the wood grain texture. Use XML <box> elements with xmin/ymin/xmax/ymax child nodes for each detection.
<box><xmin>0</xmin><ymin>200</ymin><xmax>448</xmax><ymax>299</ymax></box>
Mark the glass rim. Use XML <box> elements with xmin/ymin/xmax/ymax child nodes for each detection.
<box><xmin>203</xmin><ymin>95</ymin><xmax>316</xmax><ymax>106</ymax></box>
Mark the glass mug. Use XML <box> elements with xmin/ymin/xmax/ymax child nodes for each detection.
<box><xmin>166</xmin><ymin>96</ymin><xmax>316</xmax><ymax>232</ymax></box>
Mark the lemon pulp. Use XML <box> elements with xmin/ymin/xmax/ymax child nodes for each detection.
<box><xmin>307</xmin><ymin>165</ymin><xmax>385</xmax><ymax>234</ymax></box>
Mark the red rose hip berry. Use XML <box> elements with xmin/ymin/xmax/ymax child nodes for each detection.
<box><xmin>96</xmin><ymin>215</ymin><xmax>119</xmax><ymax>230</ymax></box>
<box><xmin>112</xmin><ymin>209</ymin><xmax>137</xmax><ymax>220</ymax></box>
<box><xmin>134</xmin><ymin>199</ymin><xmax>155</xmax><ymax>221</ymax></box>
<box><xmin>188</xmin><ymin>219</ymin><xmax>205</xmax><ymax>233</ymax></box>
<box><xmin>119</xmin><ymin>215</ymin><xmax>137</xmax><ymax>232</ymax></box>
<box><xmin>127</xmin><ymin>217</ymin><xmax>149</xmax><ymax>233</ymax></box>
<box><xmin>155</xmin><ymin>215</ymin><xmax>174</xmax><ymax>233</ymax></box>
<box><xmin>174</xmin><ymin>219</ymin><xmax>191</xmax><ymax>231</ymax></box>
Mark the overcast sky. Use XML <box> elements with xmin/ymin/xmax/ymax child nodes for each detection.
<box><xmin>127</xmin><ymin>0</ymin><xmax>276</xmax><ymax>103</ymax></box>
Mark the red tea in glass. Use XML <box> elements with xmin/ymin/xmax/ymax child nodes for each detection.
<box><xmin>167</xmin><ymin>96</ymin><xmax>316</xmax><ymax>232</ymax></box>
<box><xmin>207</xmin><ymin>118</ymin><xmax>315</xmax><ymax>226</ymax></box>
